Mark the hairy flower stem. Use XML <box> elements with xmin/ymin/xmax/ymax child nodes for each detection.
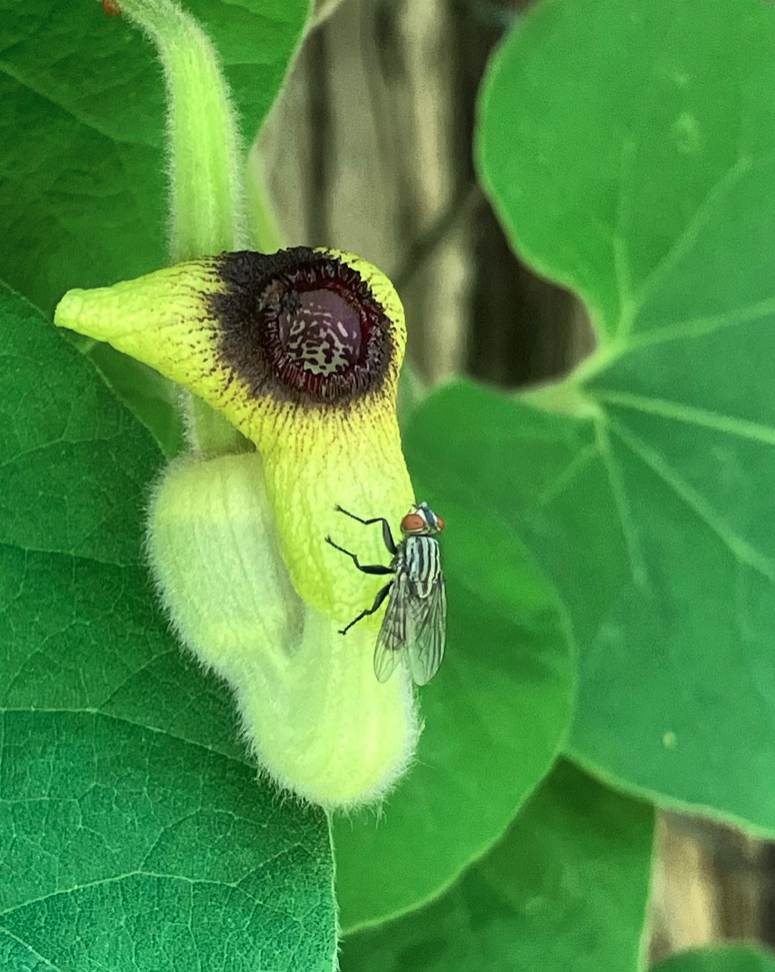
<box><xmin>119</xmin><ymin>0</ymin><xmax>248</xmax><ymax>453</ymax></box>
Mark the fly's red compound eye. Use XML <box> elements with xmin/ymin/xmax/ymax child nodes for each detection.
<box><xmin>401</xmin><ymin>513</ymin><xmax>425</xmax><ymax>533</ymax></box>
<box><xmin>103</xmin><ymin>0</ymin><xmax>121</xmax><ymax>14</ymax></box>
<box><xmin>436</xmin><ymin>516</ymin><xmax>445</xmax><ymax>532</ymax></box>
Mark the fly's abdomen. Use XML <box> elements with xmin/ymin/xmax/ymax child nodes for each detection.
<box><xmin>404</xmin><ymin>536</ymin><xmax>440</xmax><ymax>598</ymax></box>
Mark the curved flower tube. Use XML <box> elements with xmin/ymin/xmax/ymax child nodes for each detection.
<box><xmin>56</xmin><ymin>247</ymin><xmax>421</xmax><ymax>807</ymax></box>
<box><xmin>149</xmin><ymin>452</ymin><xmax>419</xmax><ymax>807</ymax></box>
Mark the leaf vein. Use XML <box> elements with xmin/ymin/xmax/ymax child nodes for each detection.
<box><xmin>609</xmin><ymin>417</ymin><xmax>775</xmax><ymax>582</ymax></box>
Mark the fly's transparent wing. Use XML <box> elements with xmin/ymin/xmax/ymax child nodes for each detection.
<box><xmin>373</xmin><ymin>572</ymin><xmax>409</xmax><ymax>683</ymax></box>
<box><xmin>406</xmin><ymin>574</ymin><xmax>447</xmax><ymax>686</ymax></box>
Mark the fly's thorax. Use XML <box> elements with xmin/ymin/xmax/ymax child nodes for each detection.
<box><xmin>402</xmin><ymin>535</ymin><xmax>441</xmax><ymax>598</ymax></box>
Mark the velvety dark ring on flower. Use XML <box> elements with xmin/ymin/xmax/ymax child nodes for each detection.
<box><xmin>211</xmin><ymin>248</ymin><xmax>395</xmax><ymax>406</ymax></box>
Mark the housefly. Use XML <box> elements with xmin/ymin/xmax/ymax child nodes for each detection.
<box><xmin>325</xmin><ymin>502</ymin><xmax>447</xmax><ymax>685</ymax></box>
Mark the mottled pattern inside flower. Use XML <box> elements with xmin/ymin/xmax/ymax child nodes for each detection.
<box><xmin>278</xmin><ymin>289</ymin><xmax>362</xmax><ymax>377</ymax></box>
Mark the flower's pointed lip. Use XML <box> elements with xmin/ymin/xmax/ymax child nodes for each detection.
<box><xmin>54</xmin><ymin>247</ymin><xmax>405</xmax><ymax>431</ymax></box>
<box><xmin>55</xmin><ymin>248</ymin><xmax>415</xmax><ymax>622</ymax></box>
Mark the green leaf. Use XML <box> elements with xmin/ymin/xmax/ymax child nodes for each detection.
<box><xmin>0</xmin><ymin>283</ymin><xmax>336</xmax><ymax>971</ymax></box>
<box><xmin>475</xmin><ymin>0</ymin><xmax>775</xmax><ymax>828</ymax></box>
<box><xmin>653</xmin><ymin>948</ymin><xmax>775</xmax><ymax>972</ymax></box>
<box><xmin>334</xmin><ymin>484</ymin><xmax>575</xmax><ymax>930</ymax></box>
<box><xmin>340</xmin><ymin>761</ymin><xmax>654</xmax><ymax>972</ymax></box>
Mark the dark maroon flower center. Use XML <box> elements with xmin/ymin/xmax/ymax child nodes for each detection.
<box><xmin>213</xmin><ymin>249</ymin><xmax>393</xmax><ymax>405</ymax></box>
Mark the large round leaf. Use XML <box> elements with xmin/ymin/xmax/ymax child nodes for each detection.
<box><xmin>476</xmin><ymin>0</ymin><xmax>775</xmax><ymax>829</ymax></box>
<box><xmin>340</xmin><ymin>761</ymin><xmax>654</xmax><ymax>972</ymax></box>
<box><xmin>0</xmin><ymin>283</ymin><xmax>336</xmax><ymax>971</ymax></box>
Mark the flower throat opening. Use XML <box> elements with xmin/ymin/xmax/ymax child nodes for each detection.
<box><xmin>212</xmin><ymin>248</ymin><xmax>395</xmax><ymax>405</ymax></box>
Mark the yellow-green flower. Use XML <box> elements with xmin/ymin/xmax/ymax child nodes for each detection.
<box><xmin>56</xmin><ymin>246</ymin><xmax>420</xmax><ymax>808</ymax></box>
<box><xmin>61</xmin><ymin>0</ymin><xmax>424</xmax><ymax>808</ymax></box>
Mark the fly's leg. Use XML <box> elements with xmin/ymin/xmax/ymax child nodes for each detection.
<box><xmin>326</xmin><ymin>530</ymin><xmax>395</xmax><ymax>634</ymax></box>
<box><xmin>340</xmin><ymin>582</ymin><xmax>392</xmax><ymax>635</ymax></box>
<box><xmin>334</xmin><ymin>505</ymin><xmax>397</xmax><ymax>556</ymax></box>
<box><xmin>325</xmin><ymin>536</ymin><xmax>394</xmax><ymax>575</ymax></box>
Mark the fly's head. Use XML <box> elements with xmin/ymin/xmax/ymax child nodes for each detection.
<box><xmin>400</xmin><ymin>502</ymin><xmax>445</xmax><ymax>538</ymax></box>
